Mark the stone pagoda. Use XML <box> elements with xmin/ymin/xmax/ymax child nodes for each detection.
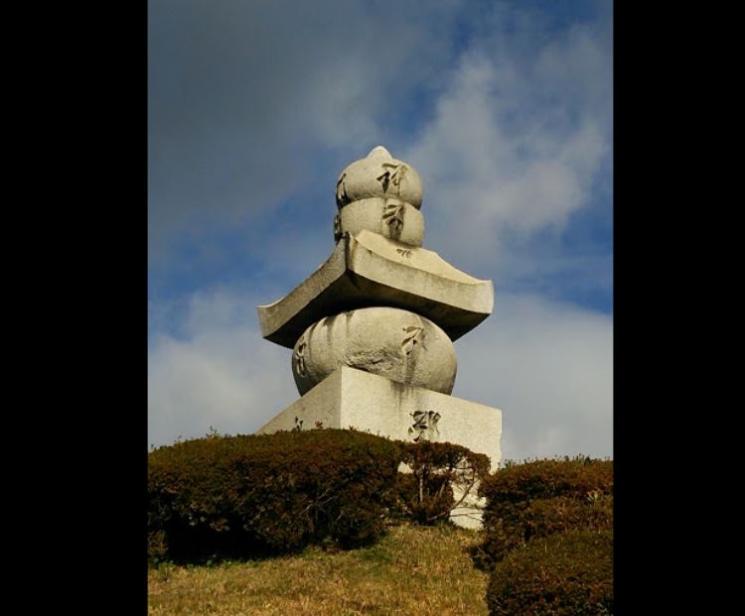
<box><xmin>256</xmin><ymin>146</ymin><xmax>502</xmax><ymax>520</ymax></box>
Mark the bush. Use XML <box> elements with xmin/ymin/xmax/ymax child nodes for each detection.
<box><xmin>394</xmin><ymin>441</ymin><xmax>490</xmax><ymax>525</ymax></box>
<box><xmin>519</xmin><ymin>493</ymin><xmax>613</xmax><ymax>541</ymax></box>
<box><xmin>148</xmin><ymin>429</ymin><xmax>401</xmax><ymax>562</ymax></box>
<box><xmin>486</xmin><ymin>530</ymin><xmax>613</xmax><ymax>616</ymax></box>
<box><xmin>474</xmin><ymin>457</ymin><xmax>613</xmax><ymax>569</ymax></box>
<box><xmin>481</xmin><ymin>457</ymin><xmax>613</xmax><ymax>513</ymax></box>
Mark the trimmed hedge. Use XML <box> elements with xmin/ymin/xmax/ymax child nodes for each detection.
<box><xmin>486</xmin><ymin>530</ymin><xmax>613</xmax><ymax>616</ymax></box>
<box><xmin>480</xmin><ymin>457</ymin><xmax>613</xmax><ymax>510</ymax></box>
<box><xmin>148</xmin><ymin>429</ymin><xmax>401</xmax><ymax>562</ymax></box>
<box><xmin>394</xmin><ymin>441</ymin><xmax>490</xmax><ymax>525</ymax></box>
<box><xmin>474</xmin><ymin>457</ymin><xmax>613</xmax><ymax>569</ymax></box>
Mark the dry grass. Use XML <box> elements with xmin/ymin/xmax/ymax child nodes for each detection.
<box><xmin>148</xmin><ymin>523</ymin><xmax>488</xmax><ymax>615</ymax></box>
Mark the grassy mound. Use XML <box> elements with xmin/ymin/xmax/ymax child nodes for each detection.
<box><xmin>148</xmin><ymin>524</ymin><xmax>490</xmax><ymax>616</ymax></box>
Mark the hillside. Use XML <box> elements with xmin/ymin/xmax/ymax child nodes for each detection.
<box><xmin>148</xmin><ymin>523</ymin><xmax>488</xmax><ymax>616</ymax></box>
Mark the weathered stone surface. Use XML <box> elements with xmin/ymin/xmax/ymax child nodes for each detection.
<box><xmin>336</xmin><ymin>146</ymin><xmax>423</xmax><ymax>209</ymax></box>
<box><xmin>334</xmin><ymin>197</ymin><xmax>424</xmax><ymax>246</ymax></box>
<box><xmin>257</xmin><ymin>230</ymin><xmax>494</xmax><ymax>348</ymax></box>
<box><xmin>256</xmin><ymin>366</ymin><xmax>502</xmax><ymax>528</ymax></box>
<box><xmin>255</xmin><ymin>144</ymin><xmax>504</xmax><ymax>529</ymax></box>
<box><xmin>292</xmin><ymin>307</ymin><xmax>456</xmax><ymax>396</ymax></box>
<box><xmin>257</xmin><ymin>366</ymin><xmax>502</xmax><ymax>471</ymax></box>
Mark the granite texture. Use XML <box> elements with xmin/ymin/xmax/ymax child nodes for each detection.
<box><xmin>257</xmin><ymin>230</ymin><xmax>494</xmax><ymax>348</ymax></box>
<box><xmin>291</xmin><ymin>306</ymin><xmax>457</xmax><ymax>396</ymax></box>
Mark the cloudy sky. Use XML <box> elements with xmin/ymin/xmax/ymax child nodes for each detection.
<box><xmin>148</xmin><ymin>0</ymin><xmax>613</xmax><ymax>462</ymax></box>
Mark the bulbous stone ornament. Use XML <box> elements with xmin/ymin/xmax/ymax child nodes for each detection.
<box><xmin>333</xmin><ymin>197</ymin><xmax>425</xmax><ymax>246</ymax></box>
<box><xmin>335</xmin><ymin>146</ymin><xmax>423</xmax><ymax>209</ymax></box>
<box><xmin>292</xmin><ymin>306</ymin><xmax>457</xmax><ymax>396</ymax></box>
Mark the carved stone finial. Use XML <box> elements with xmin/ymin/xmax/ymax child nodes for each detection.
<box><xmin>256</xmin><ymin>144</ymin><xmax>503</xmax><ymax>518</ymax></box>
<box><xmin>335</xmin><ymin>145</ymin><xmax>423</xmax><ymax>209</ymax></box>
<box><xmin>367</xmin><ymin>145</ymin><xmax>393</xmax><ymax>159</ymax></box>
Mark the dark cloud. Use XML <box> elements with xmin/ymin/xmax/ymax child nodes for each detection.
<box><xmin>148</xmin><ymin>1</ymin><xmax>613</xmax><ymax>460</ymax></box>
<box><xmin>149</xmin><ymin>0</ymin><xmax>467</xmax><ymax>264</ymax></box>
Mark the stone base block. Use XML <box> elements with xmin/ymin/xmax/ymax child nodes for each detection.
<box><xmin>256</xmin><ymin>366</ymin><xmax>502</xmax><ymax>528</ymax></box>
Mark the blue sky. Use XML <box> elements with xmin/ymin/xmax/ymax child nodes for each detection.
<box><xmin>148</xmin><ymin>0</ymin><xmax>613</xmax><ymax>461</ymax></box>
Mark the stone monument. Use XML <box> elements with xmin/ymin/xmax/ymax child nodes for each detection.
<box><xmin>256</xmin><ymin>146</ymin><xmax>502</xmax><ymax>527</ymax></box>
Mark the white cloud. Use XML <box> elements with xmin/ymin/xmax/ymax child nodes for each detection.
<box><xmin>453</xmin><ymin>293</ymin><xmax>612</xmax><ymax>461</ymax></box>
<box><xmin>403</xmin><ymin>17</ymin><xmax>611</xmax><ymax>272</ymax></box>
<box><xmin>149</xmin><ymin>288</ymin><xmax>612</xmax><ymax>461</ymax></box>
<box><xmin>148</xmin><ymin>0</ymin><xmax>467</xmax><ymax>265</ymax></box>
<box><xmin>148</xmin><ymin>1</ymin><xmax>612</xmax><ymax>307</ymax></box>
<box><xmin>148</xmin><ymin>288</ymin><xmax>296</xmax><ymax>447</ymax></box>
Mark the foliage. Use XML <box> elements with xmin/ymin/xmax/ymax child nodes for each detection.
<box><xmin>148</xmin><ymin>429</ymin><xmax>401</xmax><ymax>562</ymax></box>
<box><xmin>474</xmin><ymin>493</ymin><xmax>613</xmax><ymax>568</ymax></box>
<box><xmin>486</xmin><ymin>530</ymin><xmax>613</xmax><ymax>616</ymax></box>
<box><xmin>480</xmin><ymin>457</ymin><xmax>613</xmax><ymax>511</ymax></box>
<box><xmin>394</xmin><ymin>440</ymin><xmax>490</xmax><ymax>525</ymax></box>
<box><xmin>473</xmin><ymin>457</ymin><xmax>613</xmax><ymax>569</ymax></box>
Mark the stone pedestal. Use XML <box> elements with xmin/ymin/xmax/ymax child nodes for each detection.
<box><xmin>256</xmin><ymin>366</ymin><xmax>502</xmax><ymax>528</ymax></box>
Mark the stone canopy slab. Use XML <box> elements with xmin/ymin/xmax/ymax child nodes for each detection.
<box><xmin>257</xmin><ymin>230</ymin><xmax>494</xmax><ymax>349</ymax></box>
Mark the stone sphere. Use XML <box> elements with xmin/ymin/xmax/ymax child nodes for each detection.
<box><xmin>292</xmin><ymin>307</ymin><xmax>456</xmax><ymax>396</ymax></box>
<box><xmin>334</xmin><ymin>197</ymin><xmax>424</xmax><ymax>246</ymax></box>
<box><xmin>335</xmin><ymin>146</ymin><xmax>423</xmax><ymax>209</ymax></box>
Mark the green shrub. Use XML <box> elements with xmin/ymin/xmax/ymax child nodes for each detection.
<box><xmin>475</xmin><ymin>493</ymin><xmax>613</xmax><ymax>568</ymax></box>
<box><xmin>148</xmin><ymin>429</ymin><xmax>401</xmax><ymax>562</ymax></box>
<box><xmin>480</xmin><ymin>457</ymin><xmax>613</xmax><ymax>511</ymax></box>
<box><xmin>474</xmin><ymin>457</ymin><xmax>613</xmax><ymax>569</ymax></box>
<box><xmin>394</xmin><ymin>441</ymin><xmax>490</xmax><ymax>525</ymax></box>
<box><xmin>519</xmin><ymin>493</ymin><xmax>613</xmax><ymax>540</ymax></box>
<box><xmin>486</xmin><ymin>530</ymin><xmax>613</xmax><ymax>616</ymax></box>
